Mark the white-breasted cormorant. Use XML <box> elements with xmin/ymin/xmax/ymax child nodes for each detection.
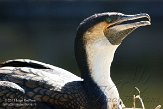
<box><xmin>0</xmin><ymin>12</ymin><xmax>151</xmax><ymax>109</ymax></box>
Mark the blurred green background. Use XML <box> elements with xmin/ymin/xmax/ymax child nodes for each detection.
<box><xmin>0</xmin><ymin>1</ymin><xmax>162</xmax><ymax>108</ymax></box>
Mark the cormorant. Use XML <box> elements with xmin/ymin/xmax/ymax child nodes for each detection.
<box><xmin>0</xmin><ymin>12</ymin><xmax>151</xmax><ymax>109</ymax></box>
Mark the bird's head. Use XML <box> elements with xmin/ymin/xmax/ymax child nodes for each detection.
<box><xmin>76</xmin><ymin>12</ymin><xmax>150</xmax><ymax>45</ymax></box>
<box><xmin>75</xmin><ymin>12</ymin><xmax>151</xmax><ymax>78</ymax></box>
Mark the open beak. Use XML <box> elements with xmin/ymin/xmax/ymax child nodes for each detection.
<box><xmin>105</xmin><ymin>13</ymin><xmax>151</xmax><ymax>45</ymax></box>
<box><xmin>110</xmin><ymin>13</ymin><xmax>151</xmax><ymax>29</ymax></box>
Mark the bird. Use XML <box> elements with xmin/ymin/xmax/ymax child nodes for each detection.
<box><xmin>0</xmin><ymin>12</ymin><xmax>151</xmax><ymax>109</ymax></box>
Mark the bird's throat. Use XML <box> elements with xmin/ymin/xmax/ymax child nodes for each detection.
<box><xmin>85</xmin><ymin>38</ymin><xmax>118</xmax><ymax>86</ymax></box>
<box><xmin>85</xmin><ymin>38</ymin><xmax>120</xmax><ymax>108</ymax></box>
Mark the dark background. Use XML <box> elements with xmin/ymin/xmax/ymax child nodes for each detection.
<box><xmin>0</xmin><ymin>1</ymin><xmax>162</xmax><ymax>108</ymax></box>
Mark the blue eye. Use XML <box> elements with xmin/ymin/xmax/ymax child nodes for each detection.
<box><xmin>106</xmin><ymin>18</ymin><xmax>112</xmax><ymax>22</ymax></box>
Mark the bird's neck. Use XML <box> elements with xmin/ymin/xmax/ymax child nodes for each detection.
<box><xmin>75</xmin><ymin>22</ymin><xmax>121</xmax><ymax>108</ymax></box>
<box><xmin>85</xmin><ymin>38</ymin><xmax>121</xmax><ymax>108</ymax></box>
<box><xmin>86</xmin><ymin>38</ymin><xmax>118</xmax><ymax>89</ymax></box>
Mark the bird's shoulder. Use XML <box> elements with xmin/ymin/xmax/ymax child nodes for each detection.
<box><xmin>0</xmin><ymin>59</ymin><xmax>87</xmax><ymax>109</ymax></box>
<box><xmin>0</xmin><ymin>59</ymin><xmax>82</xmax><ymax>82</ymax></box>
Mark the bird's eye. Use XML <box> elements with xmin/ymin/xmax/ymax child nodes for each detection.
<box><xmin>106</xmin><ymin>18</ymin><xmax>112</xmax><ymax>23</ymax></box>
